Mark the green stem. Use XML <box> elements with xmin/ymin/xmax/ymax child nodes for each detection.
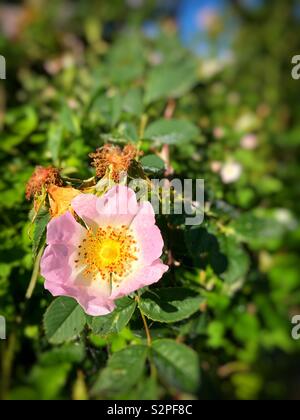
<box><xmin>135</xmin><ymin>296</ymin><xmax>157</xmax><ymax>378</ymax></box>
<box><xmin>136</xmin><ymin>296</ymin><xmax>152</xmax><ymax>346</ymax></box>
<box><xmin>25</xmin><ymin>245</ymin><xmax>44</xmax><ymax>300</ymax></box>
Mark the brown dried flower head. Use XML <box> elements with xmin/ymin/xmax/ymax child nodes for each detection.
<box><xmin>90</xmin><ymin>144</ymin><xmax>138</xmax><ymax>181</ymax></box>
<box><xmin>26</xmin><ymin>166</ymin><xmax>63</xmax><ymax>201</ymax></box>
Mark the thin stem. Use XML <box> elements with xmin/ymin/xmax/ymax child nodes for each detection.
<box><xmin>136</xmin><ymin>296</ymin><xmax>152</xmax><ymax>346</ymax></box>
<box><xmin>140</xmin><ymin>309</ymin><xmax>152</xmax><ymax>347</ymax></box>
<box><xmin>25</xmin><ymin>245</ymin><xmax>45</xmax><ymax>300</ymax></box>
<box><xmin>135</xmin><ymin>297</ymin><xmax>157</xmax><ymax>378</ymax></box>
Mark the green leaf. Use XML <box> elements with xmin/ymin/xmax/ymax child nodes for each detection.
<box><xmin>91</xmin><ymin>297</ymin><xmax>136</xmax><ymax>336</ymax></box>
<box><xmin>144</xmin><ymin>119</ymin><xmax>200</xmax><ymax>145</ymax></box>
<box><xmin>152</xmin><ymin>339</ymin><xmax>200</xmax><ymax>394</ymax></box>
<box><xmin>9</xmin><ymin>106</ymin><xmax>38</xmax><ymax>137</ymax></box>
<box><xmin>91</xmin><ymin>345</ymin><xmax>148</xmax><ymax>397</ymax></box>
<box><xmin>91</xmin><ymin>93</ymin><xmax>122</xmax><ymax>127</ymax></box>
<box><xmin>123</xmin><ymin>88</ymin><xmax>143</xmax><ymax>116</ymax></box>
<box><xmin>145</xmin><ymin>60</ymin><xmax>198</xmax><ymax>104</ymax></box>
<box><xmin>32</xmin><ymin>207</ymin><xmax>50</xmax><ymax>259</ymax></box>
<box><xmin>139</xmin><ymin>288</ymin><xmax>203</xmax><ymax>323</ymax></box>
<box><xmin>140</xmin><ymin>154</ymin><xmax>165</xmax><ymax>175</ymax></box>
<box><xmin>231</xmin><ymin>211</ymin><xmax>287</xmax><ymax>249</ymax></box>
<box><xmin>44</xmin><ymin>297</ymin><xmax>86</xmax><ymax>344</ymax></box>
<box><xmin>1</xmin><ymin>107</ymin><xmax>38</xmax><ymax>151</ymax></box>
<box><xmin>218</xmin><ymin>236</ymin><xmax>250</xmax><ymax>285</ymax></box>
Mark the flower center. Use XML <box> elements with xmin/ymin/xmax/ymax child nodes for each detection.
<box><xmin>100</xmin><ymin>240</ymin><xmax>121</xmax><ymax>264</ymax></box>
<box><xmin>75</xmin><ymin>225</ymin><xmax>138</xmax><ymax>284</ymax></box>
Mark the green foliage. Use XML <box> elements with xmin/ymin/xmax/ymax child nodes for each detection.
<box><xmin>145</xmin><ymin>59</ymin><xmax>198</xmax><ymax>104</ymax></box>
<box><xmin>144</xmin><ymin>119</ymin><xmax>200</xmax><ymax>145</ymax></box>
<box><xmin>44</xmin><ymin>298</ymin><xmax>87</xmax><ymax>344</ymax></box>
<box><xmin>32</xmin><ymin>207</ymin><xmax>50</xmax><ymax>259</ymax></box>
<box><xmin>140</xmin><ymin>154</ymin><xmax>165</xmax><ymax>175</ymax></box>
<box><xmin>152</xmin><ymin>339</ymin><xmax>200</xmax><ymax>394</ymax></box>
<box><xmin>139</xmin><ymin>288</ymin><xmax>203</xmax><ymax>323</ymax></box>
<box><xmin>91</xmin><ymin>345</ymin><xmax>148</xmax><ymax>398</ymax></box>
<box><xmin>91</xmin><ymin>297</ymin><xmax>137</xmax><ymax>336</ymax></box>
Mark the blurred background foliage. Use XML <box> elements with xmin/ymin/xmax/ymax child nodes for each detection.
<box><xmin>0</xmin><ymin>0</ymin><xmax>300</xmax><ymax>400</ymax></box>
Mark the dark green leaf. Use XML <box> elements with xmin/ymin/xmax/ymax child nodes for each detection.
<box><xmin>139</xmin><ymin>288</ymin><xmax>203</xmax><ymax>323</ymax></box>
<box><xmin>140</xmin><ymin>154</ymin><xmax>165</xmax><ymax>175</ymax></box>
<box><xmin>152</xmin><ymin>339</ymin><xmax>200</xmax><ymax>393</ymax></box>
<box><xmin>91</xmin><ymin>345</ymin><xmax>148</xmax><ymax>397</ymax></box>
<box><xmin>32</xmin><ymin>207</ymin><xmax>50</xmax><ymax>258</ymax></box>
<box><xmin>44</xmin><ymin>297</ymin><xmax>86</xmax><ymax>344</ymax></box>
<box><xmin>91</xmin><ymin>297</ymin><xmax>137</xmax><ymax>336</ymax></box>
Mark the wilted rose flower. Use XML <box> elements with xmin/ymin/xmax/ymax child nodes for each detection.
<box><xmin>220</xmin><ymin>161</ymin><xmax>243</xmax><ymax>184</ymax></box>
<box><xmin>26</xmin><ymin>166</ymin><xmax>62</xmax><ymax>201</ymax></box>
<box><xmin>90</xmin><ymin>144</ymin><xmax>137</xmax><ymax>182</ymax></box>
<box><xmin>41</xmin><ymin>186</ymin><xmax>168</xmax><ymax>316</ymax></box>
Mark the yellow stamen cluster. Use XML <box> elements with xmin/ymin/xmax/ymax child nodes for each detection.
<box><xmin>75</xmin><ymin>225</ymin><xmax>139</xmax><ymax>284</ymax></box>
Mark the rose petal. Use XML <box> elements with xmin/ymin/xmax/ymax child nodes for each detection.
<box><xmin>111</xmin><ymin>259</ymin><xmax>169</xmax><ymax>300</ymax></box>
<box><xmin>46</xmin><ymin>212</ymin><xmax>85</xmax><ymax>246</ymax></box>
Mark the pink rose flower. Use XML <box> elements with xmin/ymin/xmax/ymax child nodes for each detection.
<box><xmin>41</xmin><ymin>186</ymin><xmax>168</xmax><ymax>316</ymax></box>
